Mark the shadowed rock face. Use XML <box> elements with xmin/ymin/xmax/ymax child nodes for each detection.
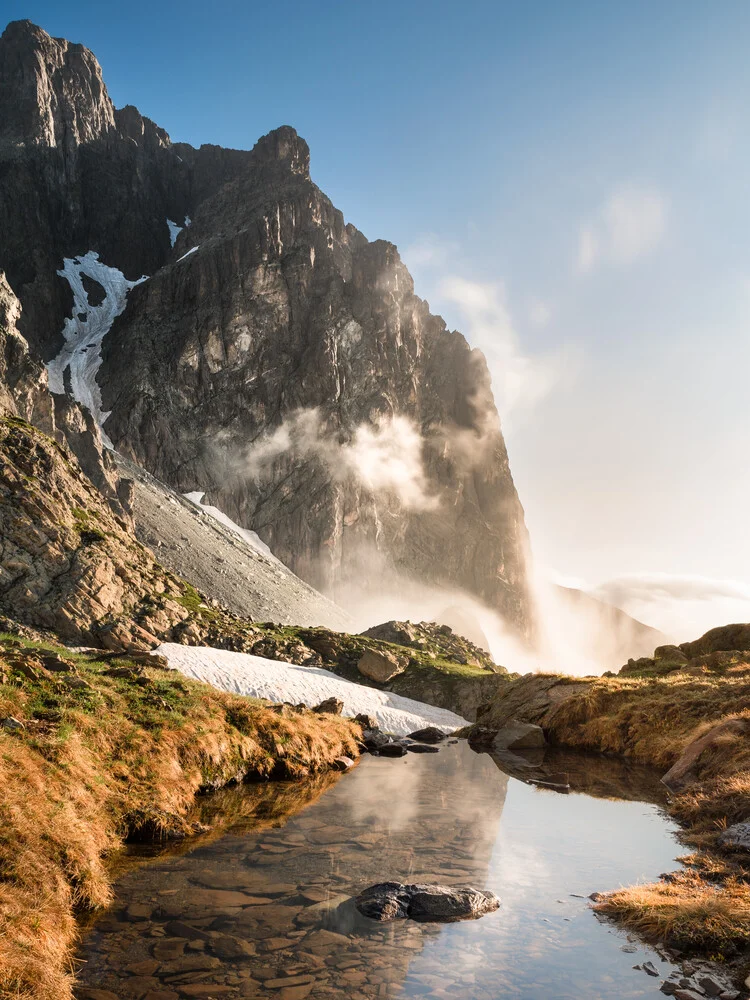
<box><xmin>0</xmin><ymin>20</ymin><xmax>533</xmax><ymax>633</ymax></box>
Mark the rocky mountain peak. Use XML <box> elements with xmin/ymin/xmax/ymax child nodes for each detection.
<box><xmin>0</xmin><ymin>20</ymin><xmax>115</xmax><ymax>156</ymax></box>
<box><xmin>251</xmin><ymin>125</ymin><xmax>310</xmax><ymax>176</ymax></box>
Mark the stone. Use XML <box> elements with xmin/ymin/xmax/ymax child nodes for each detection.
<box><xmin>491</xmin><ymin>721</ymin><xmax>546</xmax><ymax>751</ymax></box>
<box><xmin>406</xmin><ymin>727</ymin><xmax>448</xmax><ymax>744</ymax></box>
<box><xmin>642</xmin><ymin>961</ymin><xmax>659</xmax><ymax>976</ymax></box>
<box><xmin>376</xmin><ymin>743</ymin><xmax>408</xmax><ymax>758</ymax></box>
<box><xmin>75</xmin><ymin>991</ymin><xmax>122</xmax><ymax>1000</ymax></box>
<box><xmin>717</xmin><ymin>821</ymin><xmax>750</xmax><ymax>850</ymax></box>
<box><xmin>295</xmin><ymin>894</ymin><xmax>351</xmax><ymax>926</ymax></box>
<box><xmin>119</xmin><ymin>978</ymin><xmax>160</xmax><ymax>998</ymax></box>
<box><xmin>143</xmin><ymin>994</ymin><xmax>179</xmax><ymax>1000</ymax></box>
<box><xmin>361</xmin><ymin>730</ymin><xmax>393</xmax><ymax>752</ymax></box>
<box><xmin>125</xmin><ymin>902</ymin><xmax>154</xmax><ymax>921</ymax></box>
<box><xmin>164</xmin><ymin>921</ymin><xmax>211</xmax><ymax>941</ymax></box>
<box><xmin>176</xmin><ymin>989</ymin><xmax>235</xmax><ymax>998</ymax></box>
<box><xmin>152</xmin><ymin>939</ymin><xmax>187</xmax><ymax>961</ymax></box>
<box><xmin>158</xmin><ymin>955</ymin><xmax>221</xmax><ymax>974</ymax></box>
<box><xmin>1</xmin><ymin>716</ymin><xmax>25</xmax><ymax>731</ymax></box>
<box><xmin>353</xmin><ymin>713</ymin><xmax>378</xmax><ymax>729</ymax></box>
<box><xmin>126</xmin><ymin>959</ymin><xmax>160</xmax><ymax>976</ymax></box>
<box><xmin>663</xmin><ymin>719</ymin><xmax>750</xmax><ymax>790</ymax></box>
<box><xmin>332</xmin><ymin>756</ymin><xmax>355</xmax><ymax>770</ymax></box>
<box><xmin>355</xmin><ymin>882</ymin><xmax>500</xmax><ymax>923</ymax></box>
<box><xmin>313</xmin><ymin>697</ymin><xmax>343</xmax><ymax>715</ymax></box>
<box><xmin>406</xmin><ymin>743</ymin><xmax>440</xmax><ymax>754</ymax></box>
<box><xmin>263</xmin><ymin>976</ymin><xmax>315</xmax><ymax>989</ymax></box>
<box><xmin>188</xmin><ymin>888</ymin><xmax>273</xmax><ymax>908</ymax></box>
<box><xmin>209</xmin><ymin>934</ymin><xmax>256</xmax><ymax>958</ymax></box>
<box><xmin>698</xmin><ymin>977</ymin><xmax>725</xmax><ymax>997</ymax></box>
<box><xmin>357</xmin><ymin>649</ymin><xmax>406</xmax><ymax>684</ymax></box>
<box><xmin>673</xmin><ymin>992</ymin><xmax>706</xmax><ymax>1000</ymax></box>
<box><xmin>277</xmin><ymin>987</ymin><xmax>313</xmax><ymax>1000</ymax></box>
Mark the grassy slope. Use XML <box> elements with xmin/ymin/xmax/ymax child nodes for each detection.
<box><xmin>0</xmin><ymin>633</ymin><xmax>359</xmax><ymax>1000</ymax></box>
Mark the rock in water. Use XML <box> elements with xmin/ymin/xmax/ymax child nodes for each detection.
<box><xmin>406</xmin><ymin>726</ymin><xmax>449</xmax><ymax>744</ymax></box>
<box><xmin>355</xmin><ymin>882</ymin><xmax>500</xmax><ymax>923</ymax></box>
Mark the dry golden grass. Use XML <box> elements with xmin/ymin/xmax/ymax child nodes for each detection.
<box><xmin>546</xmin><ymin>667</ymin><xmax>750</xmax><ymax>771</ymax></box>
<box><xmin>0</xmin><ymin>635</ymin><xmax>359</xmax><ymax>1000</ymax></box>
<box><xmin>524</xmin><ymin>655</ymin><xmax>750</xmax><ymax>958</ymax></box>
<box><xmin>596</xmin><ymin>870</ymin><xmax>750</xmax><ymax>957</ymax></box>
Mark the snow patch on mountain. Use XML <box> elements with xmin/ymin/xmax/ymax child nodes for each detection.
<box><xmin>166</xmin><ymin>218</ymin><xmax>183</xmax><ymax>246</ymax></box>
<box><xmin>47</xmin><ymin>252</ymin><xmax>147</xmax><ymax>445</ymax></box>
<box><xmin>167</xmin><ymin>215</ymin><xmax>191</xmax><ymax>247</ymax></box>
<box><xmin>183</xmin><ymin>491</ymin><xmax>278</xmax><ymax>561</ymax></box>
<box><xmin>155</xmin><ymin>643</ymin><xmax>468</xmax><ymax>736</ymax></box>
<box><xmin>177</xmin><ymin>245</ymin><xmax>199</xmax><ymax>262</ymax></box>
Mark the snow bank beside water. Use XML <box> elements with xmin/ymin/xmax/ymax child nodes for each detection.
<box><xmin>155</xmin><ymin>643</ymin><xmax>468</xmax><ymax>737</ymax></box>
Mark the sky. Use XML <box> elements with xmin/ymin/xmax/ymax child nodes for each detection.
<box><xmin>5</xmin><ymin>0</ymin><xmax>750</xmax><ymax>639</ymax></box>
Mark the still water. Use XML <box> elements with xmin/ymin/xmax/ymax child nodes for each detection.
<box><xmin>75</xmin><ymin>742</ymin><xmax>680</xmax><ymax>1000</ymax></box>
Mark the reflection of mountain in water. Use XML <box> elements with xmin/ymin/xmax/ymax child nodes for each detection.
<box><xmin>76</xmin><ymin>746</ymin><xmax>509</xmax><ymax>999</ymax></box>
<box><xmin>76</xmin><ymin>745</ymin><xmax>679</xmax><ymax>1000</ymax></box>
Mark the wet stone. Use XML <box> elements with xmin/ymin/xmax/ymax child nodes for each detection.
<box><xmin>152</xmin><ymin>940</ymin><xmax>187</xmax><ymax>961</ymax></box>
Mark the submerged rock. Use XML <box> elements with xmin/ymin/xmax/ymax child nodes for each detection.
<box><xmin>355</xmin><ymin>882</ymin><xmax>500</xmax><ymax>923</ymax></box>
<box><xmin>406</xmin><ymin>743</ymin><xmax>440</xmax><ymax>754</ymax></box>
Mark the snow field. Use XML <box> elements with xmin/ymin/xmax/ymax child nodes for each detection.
<box><xmin>154</xmin><ymin>643</ymin><xmax>468</xmax><ymax>737</ymax></box>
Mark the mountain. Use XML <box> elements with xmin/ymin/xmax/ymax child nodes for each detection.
<box><xmin>0</xmin><ymin>19</ymin><xmax>533</xmax><ymax>633</ymax></box>
<box><xmin>553</xmin><ymin>585</ymin><xmax>669</xmax><ymax>667</ymax></box>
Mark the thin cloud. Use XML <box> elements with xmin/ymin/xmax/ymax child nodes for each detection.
<box><xmin>590</xmin><ymin>572</ymin><xmax>750</xmax><ymax>642</ymax></box>
<box><xmin>439</xmin><ymin>275</ymin><xmax>560</xmax><ymax>425</ymax></box>
<box><xmin>239</xmin><ymin>408</ymin><xmax>439</xmax><ymax>512</ymax></box>
<box><xmin>575</xmin><ymin>186</ymin><xmax>668</xmax><ymax>274</ymax></box>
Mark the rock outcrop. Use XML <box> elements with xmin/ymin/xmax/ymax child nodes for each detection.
<box><xmin>361</xmin><ymin>619</ymin><xmax>499</xmax><ymax>671</ymax></box>
<box><xmin>0</xmin><ymin>416</ymin><xmax>192</xmax><ymax>647</ymax></box>
<box><xmin>0</xmin><ymin>20</ymin><xmax>534</xmax><ymax>635</ymax></box>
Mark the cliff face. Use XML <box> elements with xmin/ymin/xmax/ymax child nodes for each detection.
<box><xmin>0</xmin><ymin>20</ymin><xmax>533</xmax><ymax>632</ymax></box>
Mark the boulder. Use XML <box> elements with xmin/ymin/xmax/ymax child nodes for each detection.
<box><xmin>312</xmin><ymin>697</ymin><xmax>343</xmax><ymax>715</ymax></box>
<box><xmin>717</xmin><ymin>821</ymin><xmax>750</xmax><ymax>851</ymax></box>
<box><xmin>407</xmin><ymin>726</ymin><xmax>448</xmax><ymax>743</ymax></box>
<box><xmin>353</xmin><ymin>713</ymin><xmax>378</xmax><ymax>730</ymax></box>
<box><xmin>491</xmin><ymin>721</ymin><xmax>546</xmax><ymax>752</ymax></box>
<box><xmin>662</xmin><ymin>718</ymin><xmax>750</xmax><ymax>789</ymax></box>
<box><xmin>1</xmin><ymin>716</ymin><xmax>25</xmax><ymax>731</ymax></box>
<box><xmin>376</xmin><ymin>742</ymin><xmax>408</xmax><ymax>758</ymax></box>
<box><xmin>355</xmin><ymin>882</ymin><xmax>500</xmax><ymax>923</ymax></box>
<box><xmin>357</xmin><ymin>648</ymin><xmax>406</xmax><ymax>684</ymax></box>
<box><xmin>332</xmin><ymin>756</ymin><xmax>355</xmax><ymax>771</ymax></box>
<box><xmin>360</xmin><ymin>730</ymin><xmax>393</xmax><ymax>752</ymax></box>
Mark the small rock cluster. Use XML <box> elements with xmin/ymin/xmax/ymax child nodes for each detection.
<box><xmin>358</xmin><ymin>724</ymin><xmax>452</xmax><ymax>758</ymax></box>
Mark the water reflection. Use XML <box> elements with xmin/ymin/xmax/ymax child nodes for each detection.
<box><xmin>75</xmin><ymin>743</ymin><xmax>680</xmax><ymax>1000</ymax></box>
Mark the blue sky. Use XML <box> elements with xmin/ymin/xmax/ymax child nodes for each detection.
<box><xmin>5</xmin><ymin>0</ymin><xmax>750</xmax><ymax>636</ymax></box>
